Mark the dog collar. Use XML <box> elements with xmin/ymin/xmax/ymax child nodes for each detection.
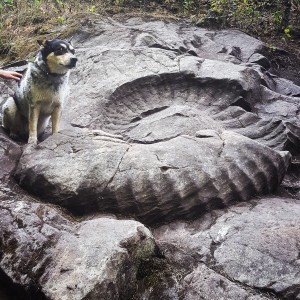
<box><xmin>36</xmin><ymin>62</ymin><xmax>68</xmax><ymax>78</ymax></box>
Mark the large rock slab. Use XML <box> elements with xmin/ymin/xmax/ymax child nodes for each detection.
<box><xmin>154</xmin><ymin>197</ymin><xmax>300</xmax><ymax>299</ymax></box>
<box><xmin>68</xmin><ymin>18</ymin><xmax>300</xmax><ymax>153</ymax></box>
<box><xmin>12</xmin><ymin>17</ymin><xmax>300</xmax><ymax>223</ymax></box>
<box><xmin>15</xmin><ymin>128</ymin><xmax>290</xmax><ymax>224</ymax></box>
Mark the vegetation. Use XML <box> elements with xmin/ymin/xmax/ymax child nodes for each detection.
<box><xmin>0</xmin><ymin>0</ymin><xmax>299</xmax><ymax>64</ymax></box>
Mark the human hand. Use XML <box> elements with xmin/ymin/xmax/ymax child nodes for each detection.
<box><xmin>0</xmin><ymin>70</ymin><xmax>23</xmax><ymax>81</ymax></box>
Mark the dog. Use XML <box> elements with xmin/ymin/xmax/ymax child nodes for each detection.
<box><xmin>2</xmin><ymin>39</ymin><xmax>77</xmax><ymax>144</ymax></box>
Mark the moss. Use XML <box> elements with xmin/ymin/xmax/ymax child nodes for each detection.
<box><xmin>137</xmin><ymin>256</ymin><xmax>173</xmax><ymax>288</ymax></box>
<box><xmin>133</xmin><ymin>238</ymin><xmax>172</xmax><ymax>289</ymax></box>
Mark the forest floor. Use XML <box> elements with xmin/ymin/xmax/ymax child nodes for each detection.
<box><xmin>260</xmin><ymin>36</ymin><xmax>300</xmax><ymax>85</ymax></box>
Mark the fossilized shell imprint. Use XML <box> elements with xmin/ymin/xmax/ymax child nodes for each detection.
<box><xmin>14</xmin><ymin>72</ymin><xmax>292</xmax><ymax>223</ymax></box>
<box><xmin>99</xmin><ymin>72</ymin><xmax>297</xmax><ymax>152</ymax></box>
<box><xmin>15</xmin><ymin>129</ymin><xmax>290</xmax><ymax>224</ymax></box>
<box><xmin>101</xmin><ymin>131</ymin><xmax>290</xmax><ymax>223</ymax></box>
<box><xmin>100</xmin><ymin>73</ymin><xmax>242</xmax><ymax>141</ymax></box>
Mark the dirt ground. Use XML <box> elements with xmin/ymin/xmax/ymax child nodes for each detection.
<box><xmin>260</xmin><ymin>37</ymin><xmax>300</xmax><ymax>86</ymax></box>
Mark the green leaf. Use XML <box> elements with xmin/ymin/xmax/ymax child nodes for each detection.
<box><xmin>57</xmin><ymin>16</ymin><xmax>65</xmax><ymax>23</ymax></box>
<box><xmin>89</xmin><ymin>5</ymin><xmax>95</xmax><ymax>13</ymax></box>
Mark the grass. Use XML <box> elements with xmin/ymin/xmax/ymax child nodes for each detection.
<box><xmin>0</xmin><ymin>0</ymin><xmax>196</xmax><ymax>64</ymax></box>
<box><xmin>0</xmin><ymin>0</ymin><xmax>299</xmax><ymax>66</ymax></box>
<box><xmin>0</xmin><ymin>1</ymin><xmax>108</xmax><ymax>64</ymax></box>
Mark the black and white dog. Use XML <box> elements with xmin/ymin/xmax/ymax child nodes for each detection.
<box><xmin>2</xmin><ymin>39</ymin><xmax>77</xmax><ymax>144</ymax></box>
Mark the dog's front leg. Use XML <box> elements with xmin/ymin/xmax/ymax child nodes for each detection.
<box><xmin>51</xmin><ymin>106</ymin><xmax>62</xmax><ymax>134</ymax></box>
<box><xmin>28</xmin><ymin>103</ymin><xmax>41</xmax><ymax>144</ymax></box>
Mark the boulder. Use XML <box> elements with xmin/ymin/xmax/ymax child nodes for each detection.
<box><xmin>0</xmin><ymin>199</ymin><xmax>157</xmax><ymax>300</ymax></box>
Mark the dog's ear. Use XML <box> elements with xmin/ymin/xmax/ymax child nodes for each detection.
<box><xmin>37</xmin><ymin>39</ymin><xmax>46</xmax><ymax>47</ymax></box>
<box><xmin>37</xmin><ymin>39</ymin><xmax>50</xmax><ymax>48</ymax></box>
<box><xmin>68</xmin><ymin>36</ymin><xmax>74</xmax><ymax>46</ymax></box>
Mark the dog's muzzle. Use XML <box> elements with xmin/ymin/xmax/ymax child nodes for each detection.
<box><xmin>69</xmin><ymin>57</ymin><xmax>78</xmax><ymax>68</ymax></box>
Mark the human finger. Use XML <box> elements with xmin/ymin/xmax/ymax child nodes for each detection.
<box><xmin>9</xmin><ymin>71</ymin><xmax>23</xmax><ymax>80</ymax></box>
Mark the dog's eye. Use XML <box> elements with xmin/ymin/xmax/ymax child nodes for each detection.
<box><xmin>55</xmin><ymin>47</ymin><xmax>66</xmax><ymax>55</ymax></box>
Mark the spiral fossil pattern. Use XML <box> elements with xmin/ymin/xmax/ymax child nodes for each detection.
<box><xmin>101</xmin><ymin>74</ymin><xmax>242</xmax><ymax>136</ymax></box>
<box><xmin>101</xmin><ymin>131</ymin><xmax>290</xmax><ymax>223</ymax></box>
<box><xmin>99</xmin><ymin>73</ymin><xmax>297</xmax><ymax>152</ymax></box>
<box><xmin>15</xmin><ymin>73</ymin><xmax>292</xmax><ymax>223</ymax></box>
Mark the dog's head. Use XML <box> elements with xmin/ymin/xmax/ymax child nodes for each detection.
<box><xmin>37</xmin><ymin>39</ymin><xmax>77</xmax><ymax>75</ymax></box>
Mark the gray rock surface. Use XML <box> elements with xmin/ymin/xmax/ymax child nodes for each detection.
<box><xmin>154</xmin><ymin>197</ymin><xmax>300</xmax><ymax>300</ymax></box>
<box><xmin>12</xmin><ymin>18</ymin><xmax>300</xmax><ymax>223</ymax></box>
<box><xmin>15</xmin><ymin>128</ymin><xmax>290</xmax><ymax>224</ymax></box>
<box><xmin>182</xmin><ymin>264</ymin><xmax>270</xmax><ymax>300</ymax></box>
<box><xmin>0</xmin><ymin>201</ymin><xmax>159</xmax><ymax>300</ymax></box>
<box><xmin>1</xmin><ymin>17</ymin><xmax>300</xmax><ymax>300</ymax></box>
<box><xmin>68</xmin><ymin>18</ymin><xmax>300</xmax><ymax>150</ymax></box>
<box><xmin>1</xmin><ymin>196</ymin><xmax>157</xmax><ymax>300</ymax></box>
<box><xmin>0</xmin><ymin>127</ymin><xmax>160</xmax><ymax>300</ymax></box>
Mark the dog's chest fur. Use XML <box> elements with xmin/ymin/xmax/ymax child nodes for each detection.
<box><xmin>16</xmin><ymin>61</ymin><xmax>70</xmax><ymax>116</ymax></box>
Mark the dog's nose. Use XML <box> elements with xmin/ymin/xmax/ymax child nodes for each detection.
<box><xmin>70</xmin><ymin>57</ymin><xmax>78</xmax><ymax>67</ymax></box>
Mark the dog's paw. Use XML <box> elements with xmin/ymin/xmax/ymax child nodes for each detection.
<box><xmin>27</xmin><ymin>136</ymin><xmax>38</xmax><ymax>145</ymax></box>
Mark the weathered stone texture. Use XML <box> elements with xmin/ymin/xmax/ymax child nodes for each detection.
<box><xmin>1</xmin><ymin>17</ymin><xmax>300</xmax><ymax>299</ymax></box>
